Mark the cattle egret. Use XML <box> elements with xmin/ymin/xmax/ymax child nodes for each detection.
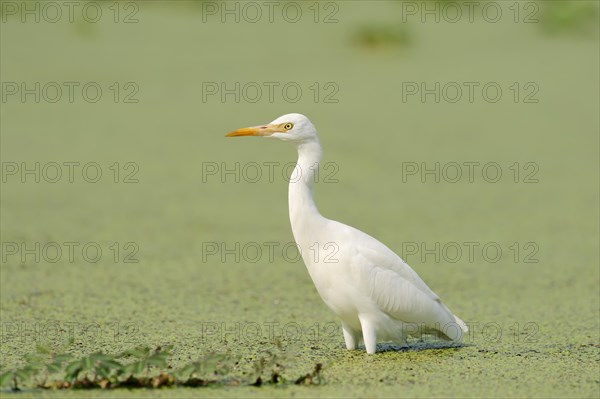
<box><xmin>226</xmin><ymin>113</ymin><xmax>467</xmax><ymax>354</ymax></box>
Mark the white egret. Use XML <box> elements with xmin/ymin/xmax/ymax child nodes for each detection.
<box><xmin>226</xmin><ymin>113</ymin><xmax>467</xmax><ymax>354</ymax></box>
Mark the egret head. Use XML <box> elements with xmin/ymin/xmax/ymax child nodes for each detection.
<box><xmin>226</xmin><ymin>113</ymin><xmax>318</xmax><ymax>144</ymax></box>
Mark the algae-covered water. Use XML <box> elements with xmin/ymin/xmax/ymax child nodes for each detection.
<box><xmin>1</xmin><ymin>1</ymin><xmax>599</xmax><ymax>398</ymax></box>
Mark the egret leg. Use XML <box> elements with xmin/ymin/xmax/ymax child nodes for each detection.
<box><xmin>341</xmin><ymin>321</ymin><xmax>360</xmax><ymax>350</ymax></box>
<box><xmin>358</xmin><ymin>315</ymin><xmax>377</xmax><ymax>354</ymax></box>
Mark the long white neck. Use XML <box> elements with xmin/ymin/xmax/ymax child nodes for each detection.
<box><xmin>288</xmin><ymin>139</ymin><xmax>326</xmax><ymax>247</ymax></box>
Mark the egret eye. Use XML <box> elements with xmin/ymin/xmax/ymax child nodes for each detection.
<box><xmin>283</xmin><ymin>122</ymin><xmax>294</xmax><ymax>131</ymax></box>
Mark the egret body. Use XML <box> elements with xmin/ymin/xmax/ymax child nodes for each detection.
<box><xmin>226</xmin><ymin>113</ymin><xmax>467</xmax><ymax>354</ymax></box>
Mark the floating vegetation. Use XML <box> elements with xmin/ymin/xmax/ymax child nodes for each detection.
<box><xmin>0</xmin><ymin>344</ymin><xmax>324</xmax><ymax>391</ymax></box>
<box><xmin>354</xmin><ymin>24</ymin><xmax>412</xmax><ymax>49</ymax></box>
<box><xmin>539</xmin><ymin>1</ymin><xmax>599</xmax><ymax>36</ymax></box>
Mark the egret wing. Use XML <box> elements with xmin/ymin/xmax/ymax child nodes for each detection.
<box><xmin>330</xmin><ymin>220</ymin><xmax>439</xmax><ymax>297</ymax></box>
<box><xmin>351</xmin><ymin>248</ymin><xmax>457</xmax><ymax>328</ymax></box>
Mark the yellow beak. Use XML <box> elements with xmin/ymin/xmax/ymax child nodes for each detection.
<box><xmin>225</xmin><ymin>124</ymin><xmax>283</xmax><ymax>137</ymax></box>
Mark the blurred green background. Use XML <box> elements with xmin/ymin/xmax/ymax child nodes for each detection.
<box><xmin>1</xmin><ymin>1</ymin><xmax>599</xmax><ymax>397</ymax></box>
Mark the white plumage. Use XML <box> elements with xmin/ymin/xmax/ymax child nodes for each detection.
<box><xmin>226</xmin><ymin>113</ymin><xmax>467</xmax><ymax>354</ymax></box>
